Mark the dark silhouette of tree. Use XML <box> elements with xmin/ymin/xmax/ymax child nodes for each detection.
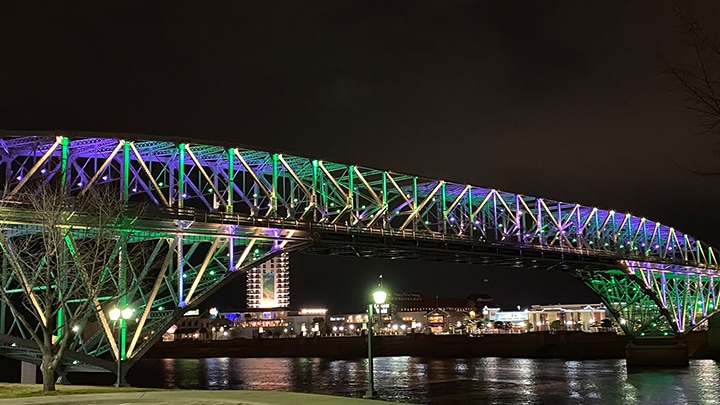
<box><xmin>0</xmin><ymin>178</ymin><xmax>148</xmax><ymax>391</ymax></box>
<box><xmin>667</xmin><ymin>2</ymin><xmax>720</xmax><ymax>173</ymax></box>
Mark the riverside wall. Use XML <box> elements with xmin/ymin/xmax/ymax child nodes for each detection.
<box><xmin>144</xmin><ymin>331</ymin><xmax>710</xmax><ymax>360</ymax></box>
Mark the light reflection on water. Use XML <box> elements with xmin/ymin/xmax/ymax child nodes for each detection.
<box><xmin>130</xmin><ymin>357</ymin><xmax>720</xmax><ymax>404</ymax></box>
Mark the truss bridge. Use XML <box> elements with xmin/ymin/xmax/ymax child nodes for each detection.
<box><xmin>0</xmin><ymin>131</ymin><xmax>718</xmax><ymax>377</ymax></box>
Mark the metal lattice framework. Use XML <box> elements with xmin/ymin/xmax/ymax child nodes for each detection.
<box><xmin>0</xmin><ymin>131</ymin><xmax>718</xmax><ymax>376</ymax></box>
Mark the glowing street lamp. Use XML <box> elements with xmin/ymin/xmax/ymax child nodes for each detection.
<box><xmin>108</xmin><ymin>306</ymin><xmax>133</xmax><ymax>387</ymax></box>
<box><xmin>365</xmin><ymin>285</ymin><xmax>387</xmax><ymax>399</ymax></box>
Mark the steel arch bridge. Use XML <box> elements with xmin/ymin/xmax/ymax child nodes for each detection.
<box><xmin>0</xmin><ymin>131</ymin><xmax>718</xmax><ymax>377</ymax></box>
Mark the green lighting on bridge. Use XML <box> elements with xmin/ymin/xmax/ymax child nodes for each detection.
<box><xmin>3</xmin><ymin>132</ymin><xmax>718</xmax><ymax>370</ymax></box>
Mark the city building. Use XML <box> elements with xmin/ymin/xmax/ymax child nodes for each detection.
<box><xmin>425</xmin><ymin>309</ymin><xmax>449</xmax><ymax>334</ymax></box>
<box><xmin>246</xmin><ymin>253</ymin><xmax>290</xmax><ymax>309</ymax></box>
<box><xmin>390</xmin><ymin>292</ymin><xmax>495</xmax><ymax>312</ymax></box>
<box><xmin>163</xmin><ymin>291</ymin><xmax>613</xmax><ymax>342</ymax></box>
<box><xmin>489</xmin><ymin>309</ymin><xmax>530</xmax><ymax>332</ymax></box>
<box><xmin>381</xmin><ymin>292</ymin><xmax>497</xmax><ymax>334</ymax></box>
<box><xmin>328</xmin><ymin>313</ymin><xmax>368</xmax><ymax>336</ymax></box>
<box><xmin>218</xmin><ymin>308</ymin><xmax>329</xmax><ymax>338</ymax></box>
<box><xmin>164</xmin><ymin>308</ymin><xmax>233</xmax><ymax>341</ymax></box>
<box><xmin>528</xmin><ymin>303</ymin><xmax>607</xmax><ymax>332</ymax></box>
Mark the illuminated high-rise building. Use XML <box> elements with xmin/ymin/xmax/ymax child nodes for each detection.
<box><xmin>247</xmin><ymin>253</ymin><xmax>290</xmax><ymax>308</ymax></box>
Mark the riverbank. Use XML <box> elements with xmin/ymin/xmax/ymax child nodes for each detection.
<box><xmin>0</xmin><ymin>384</ymin><xmax>393</xmax><ymax>404</ymax></box>
<box><xmin>0</xmin><ymin>383</ymin><xmax>152</xmax><ymax>398</ymax></box>
<box><xmin>145</xmin><ymin>330</ymin><xmax>710</xmax><ymax>359</ymax></box>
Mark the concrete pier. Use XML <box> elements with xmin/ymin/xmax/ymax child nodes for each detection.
<box><xmin>625</xmin><ymin>338</ymin><xmax>689</xmax><ymax>367</ymax></box>
<box><xmin>708</xmin><ymin>313</ymin><xmax>720</xmax><ymax>358</ymax></box>
<box><xmin>20</xmin><ymin>362</ymin><xmax>36</xmax><ymax>384</ymax></box>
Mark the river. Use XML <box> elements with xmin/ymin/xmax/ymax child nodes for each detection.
<box><xmin>111</xmin><ymin>357</ymin><xmax>720</xmax><ymax>404</ymax></box>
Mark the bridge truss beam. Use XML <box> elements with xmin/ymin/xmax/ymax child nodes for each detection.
<box><xmin>0</xmin><ymin>130</ymin><xmax>717</xmax><ymax>375</ymax></box>
<box><xmin>576</xmin><ymin>259</ymin><xmax>720</xmax><ymax>336</ymax></box>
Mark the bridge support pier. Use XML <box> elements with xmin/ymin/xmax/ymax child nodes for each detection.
<box><xmin>708</xmin><ymin>313</ymin><xmax>720</xmax><ymax>359</ymax></box>
<box><xmin>20</xmin><ymin>361</ymin><xmax>36</xmax><ymax>383</ymax></box>
<box><xmin>625</xmin><ymin>338</ymin><xmax>688</xmax><ymax>367</ymax></box>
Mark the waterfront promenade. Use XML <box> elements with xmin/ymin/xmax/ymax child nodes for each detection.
<box><xmin>0</xmin><ymin>388</ymin><xmax>398</xmax><ymax>405</ymax></box>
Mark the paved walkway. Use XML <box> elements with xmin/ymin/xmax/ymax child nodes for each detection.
<box><xmin>0</xmin><ymin>390</ymin><xmax>403</xmax><ymax>405</ymax></box>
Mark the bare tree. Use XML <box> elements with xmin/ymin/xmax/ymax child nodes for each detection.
<box><xmin>667</xmin><ymin>3</ymin><xmax>720</xmax><ymax>173</ymax></box>
<box><xmin>0</xmin><ymin>178</ymin><xmax>145</xmax><ymax>391</ymax></box>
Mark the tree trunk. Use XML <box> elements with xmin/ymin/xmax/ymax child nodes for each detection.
<box><xmin>40</xmin><ymin>354</ymin><xmax>56</xmax><ymax>392</ymax></box>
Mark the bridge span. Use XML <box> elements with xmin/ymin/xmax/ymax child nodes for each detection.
<box><xmin>0</xmin><ymin>131</ymin><xmax>718</xmax><ymax>375</ymax></box>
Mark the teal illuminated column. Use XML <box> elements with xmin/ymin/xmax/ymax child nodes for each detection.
<box><xmin>227</xmin><ymin>148</ymin><xmax>234</xmax><ymax>214</ymax></box>
<box><xmin>122</xmin><ymin>141</ymin><xmax>130</xmax><ymax>201</ymax></box>
<box><xmin>178</xmin><ymin>144</ymin><xmax>185</xmax><ymax>209</ymax></box>
<box><xmin>60</xmin><ymin>136</ymin><xmax>69</xmax><ymax>188</ymax></box>
<box><xmin>271</xmin><ymin>154</ymin><xmax>279</xmax><ymax>215</ymax></box>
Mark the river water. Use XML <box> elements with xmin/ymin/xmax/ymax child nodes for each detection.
<box><xmin>118</xmin><ymin>357</ymin><xmax>720</xmax><ymax>404</ymax></box>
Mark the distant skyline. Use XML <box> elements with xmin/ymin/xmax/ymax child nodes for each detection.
<box><xmin>2</xmin><ymin>1</ymin><xmax>720</xmax><ymax>312</ymax></box>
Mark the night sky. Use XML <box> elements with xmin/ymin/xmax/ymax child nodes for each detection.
<box><xmin>2</xmin><ymin>2</ymin><xmax>720</xmax><ymax>313</ymax></box>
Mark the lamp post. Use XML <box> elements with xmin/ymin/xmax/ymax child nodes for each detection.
<box><xmin>108</xmin><ymin>306</ymin><xmax>133</xmax><ymax>387</ymax></box>
<box><xmin>365</xmin><ymin>286</ymin><xmax>387</xmax><ymax>399</ymax></box>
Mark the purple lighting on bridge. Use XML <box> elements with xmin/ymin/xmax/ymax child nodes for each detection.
<box><xmin>1</xmin><ymin>133</ymin><xmax>717</xmax><ymax>344</ymax></box>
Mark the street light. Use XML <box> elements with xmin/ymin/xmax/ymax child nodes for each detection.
<box><xmin>365</xmin><ymin>285</ymin><xmax>387</xmax><ymax>399</ymax></box>
<box><xmin>108</xmin><ymin>306</ymin><xmax>133</xmax><ymax>387</ymax></box>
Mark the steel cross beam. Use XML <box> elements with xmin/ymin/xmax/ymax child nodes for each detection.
<box><xmin>0</xmin><ymin>130</ymin><xmax>717</xmax><ymax>375</ymax></box>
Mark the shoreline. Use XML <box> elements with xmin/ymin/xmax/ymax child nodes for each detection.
<box><xmin>0</xmin><ymin>386</ymin><xmax>393</xmax><ymax>404</ymax></box>
<box><xmin>145</xmin><ymin>330</ymin><xmax>710</xmax><ymax>360</ymax></box>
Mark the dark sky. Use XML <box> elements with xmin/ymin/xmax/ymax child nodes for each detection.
<box><xmin>2</xmin><ymin>1</ymin><xmax>720</xmax><ymax>312</ymax></box>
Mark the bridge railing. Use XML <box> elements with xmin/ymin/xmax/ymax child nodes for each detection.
<box><xmin>184</xmin><ymin>208</ymin><xmax>662</xmax><ymax>267</ymax></box>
